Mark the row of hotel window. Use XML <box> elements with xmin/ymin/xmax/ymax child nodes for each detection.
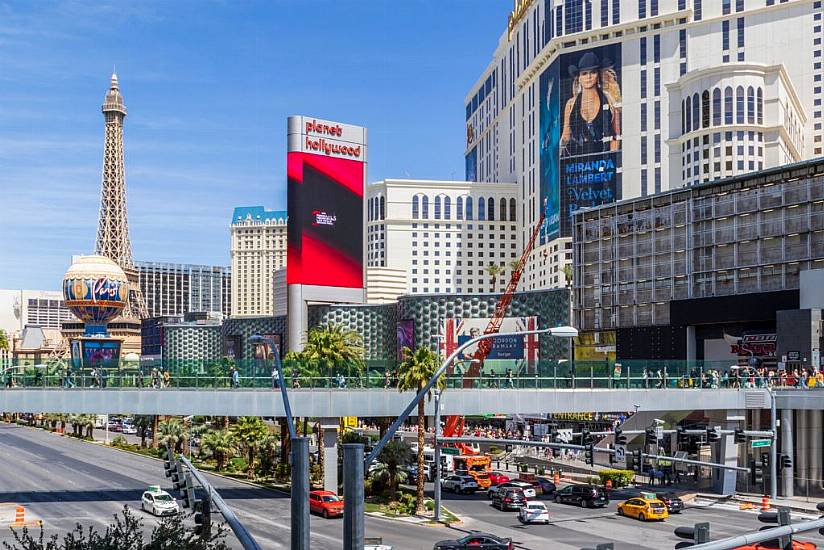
<box><xmin>412</xmin><ymin>195</ymin><xmax>518</xmax><ymax>222</ymax></box>
<box><xmin>681</xmin><ymin>86</ymin><xmax>763</xmax><ymax>134</ymax></box>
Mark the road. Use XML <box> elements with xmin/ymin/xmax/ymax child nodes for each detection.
<box><xmin>0</xmin><ymin>423</ymin><xmax>444</xmax><ymax>549</ymax></box>
<box><xmin>2</xmin><ymin>423</ymin><xmax>823</xmax><ymax>549</ymax></box>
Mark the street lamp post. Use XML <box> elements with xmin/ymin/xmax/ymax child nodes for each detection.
<box><xmin>344</xmin><ymin>325</ymin><xmax>578</xmax><ymax>543</ymax></box>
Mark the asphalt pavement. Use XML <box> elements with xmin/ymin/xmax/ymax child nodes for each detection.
<box><xmin>2</xmin><ymin>423</ymin><xmax>824</xmax><ymax>550</ymax></box>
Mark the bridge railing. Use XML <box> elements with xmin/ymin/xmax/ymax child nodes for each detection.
<box><xmin>0</xmin><ymin>358</ymin><xmax>815</xmax><ymax>390</ymax></box>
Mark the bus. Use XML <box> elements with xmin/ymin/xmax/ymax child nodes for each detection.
<box><xmin>453</xmin><ymin>455</ymin><xmax>492</xmax><ymax>488</ymax></box>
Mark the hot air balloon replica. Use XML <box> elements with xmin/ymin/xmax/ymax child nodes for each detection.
<box><xmin>62</xmin><ymin>255</ymin><xmax>129</xmax><ymax>370</ymax></box>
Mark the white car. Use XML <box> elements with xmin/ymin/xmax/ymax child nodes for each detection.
<box><xmin>519</xmin><ymin>501</ymin><xmax>550</xmax><ymax>524</ymax></box>
<box><xmin>490</xmin><ymin>480</ymin><xmax>537</xmax><ymax>499</ymax></box>
<box><xmin>441</xmin><ymin>475</ymin><xmax>479</xmax><ymax>494</ymax></box>
<box><xmin>121</xmin><ymin>424</ymin><xmax>137</xmax><ymax>435</ymax></box>
<box><xmin>141</xmin><ymin>487</ymin><xmax>179</xmax><ymax>516</ymax></box>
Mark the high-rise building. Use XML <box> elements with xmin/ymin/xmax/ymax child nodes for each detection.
<box><xmin>137</xmin><ymin>261</ymin><xmax>231</xmax><ymax>318</ymax></box>
<box><xmin>0</xmin><ymin>290</ymin><xmax>77</xmax><ymax>337</ymax></box>
<box><xmin>366</xmin><ymin>179</ymin><xmax>521</xmax><ymax>294</ymax></box>
<box><xmin>230</xmin><ymin>206</ymin><xmax>287</xmax><ymax>317</ymax></box>
<box><xmin>467</xmin><ymin>0</ymin><xmax>820</xmax><ymax>291</ymax></box>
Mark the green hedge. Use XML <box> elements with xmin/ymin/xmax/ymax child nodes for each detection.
<box><xmin>598</xmin><ymin>469</ymin><xmax>634</xmax><ymax>488</ymax></box>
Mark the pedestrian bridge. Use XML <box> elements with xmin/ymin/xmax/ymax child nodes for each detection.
<box><xmin>0</xmin><ymin>387</ymin><xmax>785</xmax><ymax>416</ymax></box>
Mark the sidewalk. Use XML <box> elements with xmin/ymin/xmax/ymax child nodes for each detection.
<box><xmin>697</xmin><ymin>493</ymin><xmax>824</xmax><ymax>516</ymax></box>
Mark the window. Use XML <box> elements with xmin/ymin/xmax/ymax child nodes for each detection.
<box><xmin>509</xmin><ymin>198</ymin><xmax>517</xmax><ymax>221</ymax></box>
<box><xmin>422</xmin><ymin>195</ymin><xmax>429</xmax><ymax>218</ymax></box>
<box><xmin>478</xmin><ymin>197</ymin><xmax>486</xmax><ymax>220</ymax></box>
<box><xmin>379</xmin><ymin>196</ymin><xmax>385</xmax><ymax>220</ymax></box>
<box><xmin>725</xmin><ymin>87</ymin><xmax>733</xmax><ymax>124</ymax></box>
<box><xmin>737</xmin><ymin>17</ymin><xmax>744</xmax><ymax>49</ymax></box>
<box><xmin>722</xmin><ymin>20</ymin><xmax>730</xmax><ymax>51</ymax></box>
<box><xmin>736</xmin><ymin>86</ymin><xmax>745</xmax><ymax>123</ymax></box>
<box><xmin>653</xmin><ymin>35</ymin><xmax>660</xmax><ymax>63</ymax></box>
<box><xmin>654</xmin><ymin>100</ymin><xmax>661</xmax><ymax>130</ymax></box>
<box><xmin>640</xmin><ymin>37</ymin><xmax>647</xmax><ymax>65</ymax></box>
<box><xmin>612</xmin><ymin>0</ymin><xmax>620</xmax><ymax>24</ymax></box>
<box><xmin>757</xmin><ymin>88</ymin><xmax>763</xmax><ymax>124</ymax></box>
<box><xmin>641</xmin><ymin>70</ymin><xmax>647</xmax><ymax>99</ymax></box>
<box><xmin>444</xmin><ymin>196</ymin><xmax>451</xmax><ymax>219</ymax></box>
<box><xmin>638</xmin><ymin>0</ymin><xmax>646</xmax><ymax>18</ymax></box>
<box><xmin>722</xmin><ymin>0</ymin><xmax>730</xmax><ymax>15</ymax></box>
<box><xmin>412</xmin><ymin>195</ymin><xmax>420</xmax><ymax>219</ymax></box>
<box><xmin>702</xmin><ymin>90</ymin><xmax>710</xmax><ymax>128</ymax></box>
<box><xmin>712</xmin><ymin>88</ymin><xmax>721</xmax><ymax>126</ymax></box>
<box><xmin>736</xmin><ymin>0</ymin><xmax>743</xmax><ymax>11</ymax></box>
<box><xmin>692</xmin><ymin>93</ymin><xmax>700</xmax><ymax>131</ymax></box>
<box><xmin>693</xmin><ymin>0</ymin><xmax>701</xmax><ymax>20</ymax></box>
<box><xmin>499</xmin><ymin>198</ymin><xmax>507</xmax><ymax>221</ymax></box>
<box><xmin>654</xmin><ymin>67</ymin><xmax>660</xmax><ymax>96</ymax></box>
<box><xmin>487</xmin><ymin>197</ymin><xmax>495</xmax><ymax>221</ymax></box>
<box><xmin>466</xmin><ymin>197</ymin><xmax>473</xmax><ymax>220</ymax></box>
<box><xmin>456</xmin><ymin>196</ymin><xmax>463</xmax><ymax>220</ymax></box>
<box><xmin>678</xmin><ymin>0</ymin><xmax>686</xmax><ymax>7</ymax></box>
<box><xmin>651</xmin><ymin>0</ymin><xmax>658</xmax><ymax>16</ymax></box>
<box><xmin>747</xmin><ymin>87</ymin><xmax>755</xmax><ymax>124</ymax></box>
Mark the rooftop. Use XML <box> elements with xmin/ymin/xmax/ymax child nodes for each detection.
<box><xmin>231</xmin><ymin>206</ymin><xmax>287</xmax><ymax>225</ymax></box>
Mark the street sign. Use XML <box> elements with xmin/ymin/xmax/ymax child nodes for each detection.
<box><xmin>441</xmin><ymin>447</ymin><xmax>460</xmax><ymax>455</ymax></box>
<box><xmin>614</xmin><ymin>444</ymin><xmax>627</xmax><ymax>468</ymax></box>
<box><xmin>557</xmin><ymin>428</ymin><xmax>573</xmax><ymax>443</ymax></box>
<box><xmin>751</xmin><ymin>439</ymin><xmax>772</xmax><ymax>448</ymax></box>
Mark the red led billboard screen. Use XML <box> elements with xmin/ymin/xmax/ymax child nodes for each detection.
<box><xmin>286</xmin><ymin>151</ymin><xmax>364</xmax><ymax>288</ymax></box>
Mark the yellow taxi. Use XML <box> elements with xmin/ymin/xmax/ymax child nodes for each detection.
<box><xmin>617</xmin><ymin>493</ymin><xmax>669</xmax><ymax>521</ymax></box>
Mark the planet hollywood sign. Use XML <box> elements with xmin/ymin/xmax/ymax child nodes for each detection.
<box><xmin>304</xmin><ymin>119</ymin><xmax>362</xmax><ymax>160</ymax></box>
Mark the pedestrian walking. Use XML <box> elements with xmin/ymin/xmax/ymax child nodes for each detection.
<box><xmin>231</xmin><ymin>367</ymin><xmax>240</xmax><ymax>389</ymax></box>
<box><xmin>271</xmin><ymin>366</ymin><xmax>280</xmax><ymax>389</ymax></box>
<box><xmin>384</xmin><ymin>370</ymin><xmax>391</xmax><ymax>389</ymax></box>
<box><xmin>506</xmin><ymin>368</ymin><xmax>514</xmax><ymax>389</ymax></box>
<box><xmin>162</xmin><ymin>370</ymin><xmax>170</xmax><ymax>388</ymax></box>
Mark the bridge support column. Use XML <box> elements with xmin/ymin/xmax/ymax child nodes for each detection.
<box><xmin>713</xmin><ymin>409</ymin><xmax>743</xmax><ymax>495</ymax></box>
<box><xmin>320</xmin><ymin>419</ymin><xmax>339</xmax><ymax>493</ymax></box>
<box><xmin>781</xmin><ymin>408</ymin><xmax>794</xmax><ymax>498</ymax></box>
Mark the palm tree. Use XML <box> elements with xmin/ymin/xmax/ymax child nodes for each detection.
<box><xmin>158</xmin><ymin>418</ymin><xmax>184</xmax><ymax>452</ymax></box>
<box><xmin>302</xmin><ymin>324</ymin><xmax>365</xmax><ymax>384</ymax></box>
<box><xmin>230</xmin><ymin>417</ymin><xmax>270</xmax><ymax>479</ymax></box>
<box><xmin>201</xmin><ymin>429</ymin><xmax>236</xmax><ymax>471</ymax></box>
<box><xmin>398</xmin><ymin>346</ymin><xmax>445</xmax><ymax>513</ymax></box>
<box><xmin>133</xmin><ymin>415</ymin><xmax>152</xmax><ymax>448</ymax></box>
<box><xmin>151</xmin><ymin>415</ymin><xmax>159</xmax><ymax>449</ymax></box>
<box><xmin>562</xmin><ymin>263</ymin><xmax>573</xmax><ymax>288</ymax></box>
<box><xmin>374</xmin><ymin>439</ymin><xmax>413</xmax><ymax>497</ymax></box>
<box><xmin>485</xmin><ymin>263</ymin><xmax>503</xmax><ymax>293</ymax></box>
<box><xmin>0</xmin><ymin>329</ymin><xmax>8</xmax><ymax>351</ymax></box>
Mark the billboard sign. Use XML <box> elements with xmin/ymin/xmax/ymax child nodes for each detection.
<box><xmin>286</xmin><ymin>116</ymin><xmax>366</xmax><ymax>289</ymax></box>
<box><xmin>439</xmin><ymin>317</ymin><xmax>539</xmax><ymax>373</ymax></box>
<box><xmin>540</xmin><ymin>44</ymin><xmax>622</xmax><ymax>241</ymax></box>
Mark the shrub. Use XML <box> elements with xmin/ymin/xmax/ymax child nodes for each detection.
<box><xmin>488</xmin><ymin>445</ymin><xmax>501</xmax><ymax>454</ymax></box>
<box><xmin>537</xmin><ymin>467</ymin><xmax>546</xmax><ymax>475</ymax></box>
<box><xmin>598</xmin><ymin>469</ymin><xmax>634</xmax><ymax>488</ymax></box>
<box><xmin>111</xmin><ymin>435</ymin><xmax>129</xmax><ymax>448</ymax></box>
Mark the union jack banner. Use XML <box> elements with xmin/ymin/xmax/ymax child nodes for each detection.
<box><xmin>440</xmin><ymin>317</ymin><xmax>539</xmax><ymax>374</ymax></box>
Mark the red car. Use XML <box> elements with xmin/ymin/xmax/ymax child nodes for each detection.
<box><xmin>309</xmin><ymin>490</ymin><xmax>344</xmax><ymax>518</ymax></box>
<box><xmin>488</xmin><ymin>472</ymin><xmax>511</xmax><ymax>486</ymax></box>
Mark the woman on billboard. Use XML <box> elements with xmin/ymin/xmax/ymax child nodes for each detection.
<box><xmin>560</xmin><ymin>51</ymin><xmax>622</xmax><ymax>157</ymax></box>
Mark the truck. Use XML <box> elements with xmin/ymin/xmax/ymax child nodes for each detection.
<box><xmin>453</xmin><ymin>455</ymin><xmax>492</xmax><ymax>489</ymax></box>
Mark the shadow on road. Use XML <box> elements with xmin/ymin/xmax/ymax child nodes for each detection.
<box><xmin>0</xmin><ymin>486</ymin><xmax>285</xmax><ymax>504</ymax></box>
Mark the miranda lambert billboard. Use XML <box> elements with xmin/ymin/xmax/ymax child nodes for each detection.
<box><xmin>540</xmin><ymin>45</ymin><xmax>622</xmax><ymax>241</ymax></box>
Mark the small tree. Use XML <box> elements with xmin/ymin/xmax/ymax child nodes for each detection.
<box><xmin>201</xmin><ymin>429</ymin><xmax>236</xmax><ymax>471</ymax></box>
<box><xmin>374</xmin><ymin>439</ymin><xmax>413</xmax><ymax>497</ymax></box>
<box><xmin>230</xmin><ymin>417</ymin><xmax>269</xmax><ymax>479</ymax></box>
<box><xmin>0</xmin><ymin>329</ymin><xmax>8</xmax><ymax>351</ymax></box>
<box><xmin>158</xmin><ymin>418</ymin><xmax>184</xmax><ymax>452</ymax></box>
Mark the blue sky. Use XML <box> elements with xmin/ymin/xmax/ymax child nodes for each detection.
<box><xmin>0</xmin><ymin>0</ymin><xmax>505</xmax><ymax>290</ymax></box>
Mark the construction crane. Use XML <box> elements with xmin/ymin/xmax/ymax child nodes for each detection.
<box><xmin>442</xmin><ymin>205</ymin><xmax>548</xmax><ymax>453</ymax></box>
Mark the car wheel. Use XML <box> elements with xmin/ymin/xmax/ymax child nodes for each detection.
<box><xmin>518</xmin><ymin>516</ymin><xmax>525</xmax><ymax>524</ymax></box>
<box><xmin>323</xmin><ymin>509</ymin><xmax>329</xmax><ymax>519</ymax></box>
<box><xmin>580</xmin><ymin>499</ymin><xmax>588</xmax><ymax>508</ymax></box>
<box><xmin>617</xmin><ymin>507</ymin><xmax>624</xmax><ymax>516</ymax></box>
<box><xmin>638</xmin><ymin>513</ymin><xmax>646</xmax><ymax>522</ymax></box>
<box><xmin>555</xmin><ymin>495</ymin><xmax>561</xmax><ymax>504</ymax></box>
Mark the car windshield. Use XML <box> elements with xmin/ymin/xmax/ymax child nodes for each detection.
<box><xmin>153</xmin><ymin>495</ymin><xmax>173</xmax><ymax>502</ymax></box>
<box><xmin>321</xmin><ymin>495</ymin><xmax>341</xmax><ymax>502</ymax></box>
<box><xmin>528</xmin><ymin>503</ymin><xmax>544</xmax><ymax>509</ymax></box>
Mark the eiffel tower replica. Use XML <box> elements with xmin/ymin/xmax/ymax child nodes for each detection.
<box><xmin>61</xmin><ymin>73</ymin><xmax>146</xmax><ymax>355</ymax></box>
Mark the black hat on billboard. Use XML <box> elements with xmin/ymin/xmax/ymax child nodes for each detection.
<box><xmin>568</xmin><ymin>51</ymin><xmax>613</xmax><ymax>77</ymax></box>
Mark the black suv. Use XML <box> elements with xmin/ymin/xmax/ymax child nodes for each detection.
<box><xmin>655</xmin><ymin>493</ymin><xmax>684</xmax><ymax>513</ymax></box>
<box><xmin>554</xmin><ymin>484</ymin><xmax>609</xmax><ymax>508</ymax></box>
<box><xmin>492</xmin><ymin>488</ymin><xmax>527</xmax><ymax>511</ymax></box>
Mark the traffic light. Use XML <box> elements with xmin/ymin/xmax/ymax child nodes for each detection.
<box><xmin>750</xmin><ymin>460</ymin><xmax>764</xmax><ymax>486</ymax></box>
<box><xmin>582</xmin><ymin>429</ymin><xmax>592</xmax><ymax>444</ymax></box>
<box><xmin>585</xmin><ymin>444</ymin><xmax>594</xmax><ymax>466</ymax></box>
<box><xmin>614</xmin><ymin>428</ymin><xmax>627</xmax><ymax>446</ymax></box>
<box><xmin>164</xmin><ymin>447</ymin><xmax>176</xmax><ymax>478</ymax></box>
<box><xmin>608</xmin><ymin>445</ymin><xmax>616</xmax><ymax>466</ymax></box>
<box><xmin>734</xmin><ymin>428</ymin><xmax>746</xmax><ymax>444</ymax></box>
<box><xmin>761</xmin><ymin>452</ymin><xmax>770</xmax><ymax>468</ymax></box>
<box><xmin>505</xmin><ymin>444</ymin><xmax>513</xmax><ymax>453</ymax></box>
<box><xmin>172</xmin><ymin>462</ymin><xmax>185</xmax><ymax>493</ymax></box>
<box><xmin>781</xmin><ymin>454</ymin><xmax>793</xmax><ymax>469</ymax></box>
<box><xmin>182</xmin><ymin>474</ymin><xmax>197</xmax><ymax>509</ymax></box>
<box><xmin>632</xmin><ymin>449</ymin><xmax>642</xmax><ymax>471</ymax></box>
<box><xmin>645</xmin><ymin>427</ymin><xmax>656</xmax><ymax>446</ymax></box>
<box><xmin>674</xmin><ymin>522</ymin><xmax>711</xmax><ymax>548</ymax></box>
<box><xmin>706</xmin><ymin>427</ymin><xmax>720</xmax><ymax>443</ymax></box>
<box><xmin>194</xmin><ymin>492</ymin><xmax>212</xmax><ymax>540</ymax></box>
<box><xmin>550</xmin><ymin>428</ymin><xmax>559</xmax><ymax>442</ymax></box>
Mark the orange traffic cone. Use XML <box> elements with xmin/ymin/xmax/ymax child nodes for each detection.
<box><xmin>553</xmin><ymin>472</ymin><xmax>560</xmax><ymax>485</ymax></box>
<box><xmin>11</xmin><ymin>506</ymin><xmax>24</xmax><ymax>527</ymax></box>
<box><xmin>761</xmin><ymin>495</ymin><xmax>770</xmax><ymax>511</ymax></box>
